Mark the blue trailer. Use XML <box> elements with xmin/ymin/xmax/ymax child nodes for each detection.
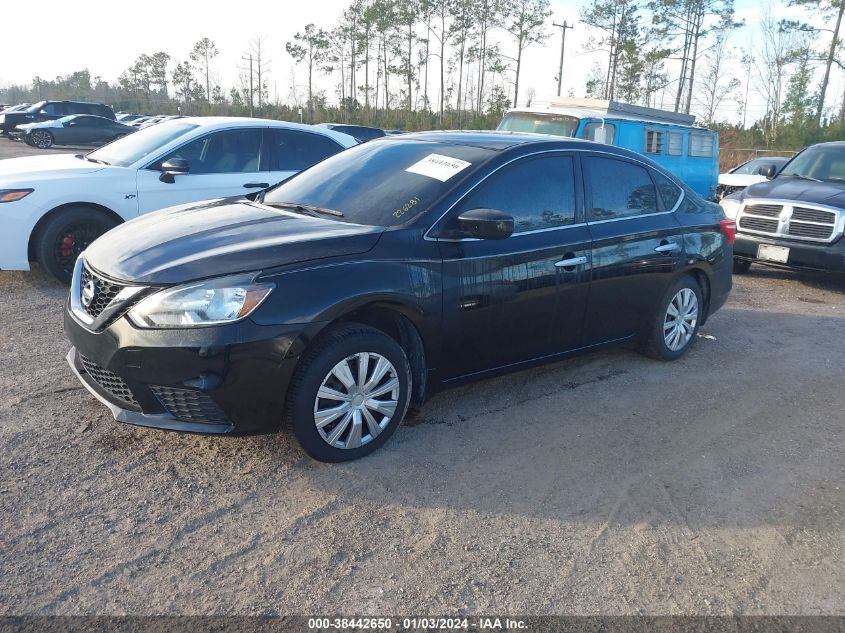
<box><xmin>497</xmin><ymin>98</ymin><xmax>719</xmax><ymax>200</ymax></box>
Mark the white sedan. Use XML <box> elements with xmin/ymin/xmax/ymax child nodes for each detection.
<box><xmin>0</xmin><ymin>117</ymin><xmax>357</xmax><ymax>282</ymax></box>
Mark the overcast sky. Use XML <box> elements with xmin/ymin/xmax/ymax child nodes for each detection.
<box><xmin>0</xmin><ymin>0</ymin><xmax>836</xmax><ymax>125</ymax></box>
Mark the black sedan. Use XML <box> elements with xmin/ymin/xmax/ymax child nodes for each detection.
<box><xmin>64</xmin><ymin>132</ymin><xmax>734</xmax><ymax>462</ymax></box>
<box><xmin>13</xmin><ymin>115</ymin><xmax>135</xmax><ymax>149</ymax></box>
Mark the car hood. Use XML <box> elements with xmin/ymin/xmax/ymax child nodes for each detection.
<box><xmin>16</xmin><ymin>120</ymin><xmax>62</xmax><ymax>131</ymax></box>
<box><xmin>743</xmin><ymin>177</ymin><xmax>845</xmax><ymax>210</ymax></box>
<box><xmin>0</xmin><ymin>154</ymin><xmax>105</xmax><ymax>182</ymax></box>
<box><xmin>84</xmin><ymin>198</ymin><xmax>385</xmax><ymax>285</ymax></box>
<box><xmin>719</xmin><ymin>173</ymin><xmax>764</xmax><ymax>187</ymax></box>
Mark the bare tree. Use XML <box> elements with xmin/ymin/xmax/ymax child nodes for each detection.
<box><xmin>693</xmin><ymin>32</ymin><xmax>740</xmax><ymax>125</ymax></box>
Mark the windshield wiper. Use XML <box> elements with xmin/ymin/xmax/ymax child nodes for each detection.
<box><xmin>266</xmin><ymin>202</ymin><xmax>344</xmax><ymax>218</ymax></box>
<box><xmin>783</xmin><ymin>173</ymin><xmax>821</xmax><ymax>182</ymax></box>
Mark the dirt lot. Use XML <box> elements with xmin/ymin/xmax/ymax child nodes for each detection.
<box><xmin>0</xmin><ymin>138</ymin><xmax>843</xmax><ymax>616</ymax></box>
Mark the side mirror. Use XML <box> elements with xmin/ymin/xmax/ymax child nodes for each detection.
<box><xmin>758</xmin><ymin>164</ymin><xmax>778</xmax><ymax>179</ymax></box>
<box><xmin>159</xmin><ymin>158</ymin><xmax>189</xmax><ymax>183</ymax></box>
<box><xmin>450</xmin><ymin>208</ymin><xmax>514</xmax><ymax>240</ymax></box>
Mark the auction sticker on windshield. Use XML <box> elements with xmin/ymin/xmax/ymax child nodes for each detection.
<box><xmin>406</xmin><ymin>154</ymin><xmax>472</xmax><ymax>181</ymax></box>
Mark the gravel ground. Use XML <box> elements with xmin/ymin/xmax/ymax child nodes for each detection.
<box><xmin>0</xmin><ymin>139</ymin><xmax>843</xmax><ymax>616</ymax></box>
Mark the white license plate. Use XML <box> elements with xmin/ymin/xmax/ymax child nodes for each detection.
<box><xmin>757</xmin><ymin>244</ymin><xmax>790</xmax><ymax>263</ymax></box>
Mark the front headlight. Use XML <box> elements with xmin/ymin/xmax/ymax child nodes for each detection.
<box><xmin>128</xmin><ymin>274</ymin><xmax>274</xmax><ymax>328</ymax></box>
<box><xmin>719</xmin><ymin>196</ymin><xmax>742</xmax><ymax>219</ymax></box>
<box><xmin>0</xmin><ymin>189</ymin><xmax>34</xmax><ymax>203</ymax></box>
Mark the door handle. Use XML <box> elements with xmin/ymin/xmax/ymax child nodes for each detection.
<box><xmin>555</xmin><ymin>255</ymin><xmax>588</xmax><ymax>268</ymax></box>
<box><xmin>654</xmin><ymin>242</ymin><xmax>680</xmax><ymax>253</ymax></box>
<box><xmin>243</xmin><ymin>182</ymin><xmax>269</xmax><ymax>189</ymax></box>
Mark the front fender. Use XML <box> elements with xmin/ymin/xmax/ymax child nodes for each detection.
<box><xmin>252</xmin><ymin>258</ymin><xmax>442</xmax><ymax>363</ymax></box>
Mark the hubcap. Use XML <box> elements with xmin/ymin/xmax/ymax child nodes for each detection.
<box><xmin>32</xmin><ymin>131</ymin><xmax>50</xmax><ymax>148</ymax></box>
<box><xmin>314</xmin><ymin>352</ymin><xmax>400</xmax><ymax>450</ymax></box>
<box><xmin>663</xmin><ymin>287</ymin><xmax>698</xmax><ymax>352</ymax></box>
<box><xmin>56</xmin><ymin>223</ymin><xmax>102</xmax><ymax>275</ymax></box>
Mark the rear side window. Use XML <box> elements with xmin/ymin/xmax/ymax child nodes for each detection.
<box><xmin>650</xmin><ymin>169</ymin><xmax>683</xmax><ymax>210</ymax></box>
<box><xmin>645</xmin><ymin>129</ymin><xmax>663</xmax><ymax>154</ymax></box>
<box><xmin>271</xmin><ymin>129</ymin><xmax>343</xmax><ymax>171</ymax></box>
<box><xmin>40</xmin><ymin>103</ymin><xmax>64</xmax><ymax>116</ymax></box>
<box><xmin>689</xmin><ymin>132</ymin><xmax>714</xmax><ymax>157</ymax></box>
<box><xmin>585</xmin><ymin>156</ymin><xmax>658</xmax><ymax>221</ymax></box>
<box><xmin>667</xmin><ymin>132</ymin><xmax>683</xmax><ymax>156</ymax></box>
<box><xmin>455</xmin><ymin>155</ymin><xmax>578</xmax><ymax>233</ymax></box>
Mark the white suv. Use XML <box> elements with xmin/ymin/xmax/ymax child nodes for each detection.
<box><xmin>0</xmin><ymin>117</ymin><xmax>357</xmax><ymax>282</ymax></box>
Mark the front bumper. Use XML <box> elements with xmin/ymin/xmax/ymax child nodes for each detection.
<box><xmin>734</xmin><ymin>233</ymin><xmax>845</xmax><ymax>273</ymax></box>
<box><xmin>64</xmin><ymin>307</ymin><xmax>312</xmax><ymax>434</ymax></box>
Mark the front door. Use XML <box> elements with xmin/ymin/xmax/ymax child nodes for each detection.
<box><xmin>581</xmin><ymin>154</ymin><xmax>687</xmax><ymax>344</ymax></box>
<box><xmin>436</xmin><ymin>153</ymin><xmax>591</xmax><ymax>379</ymax></box>
<box><xmin>135</xmin><ymin>127</ymin><xmax>269</xmax><ymax>215</ymax></box>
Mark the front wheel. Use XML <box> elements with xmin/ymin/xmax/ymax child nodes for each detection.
<box><xmin>641</xmin><ymin>275</ymin><xmax>703</xmax><ymax>361</ymax></box>
<box><xmin>34</xmin><ymin>207</ymin><xmax>118</xmax><ymax>284</ymax></box>
<box><xmin>30</xmin><ymin>129</ymin><xmax>54</xmax><ymax>149</ymax></box>
<box><xmin>284</xmin><ymin>324</ymin><xmax>412</xmax><ymax>462</ymax></box>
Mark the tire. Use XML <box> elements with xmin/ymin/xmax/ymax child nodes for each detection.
<box><xmin>283</xmin><ymin>324</ymin><xmax>412</xmax><ymax>462</ymax></box>
<box><xmin>34</xmin><ymin>207</ymin><xmax>119</xmax><ymax>284</ymax></box>
<box><xmin>733</xmin><ymin>258</ymin><xmax>752</xmax><ymax>274</ymax></box>
<box><xmin>30</xmin><ymin>129</ymin><xmax>54</xmax><ymax>149</ymax></box>
<box><xmin>641</xmin><ymin>274</ymin><xmax>703</xmax><ymax>361</ymax></box>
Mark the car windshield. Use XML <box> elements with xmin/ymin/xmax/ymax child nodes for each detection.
<box><xmin>780</xmin><ymin>145</ymin><xmax>845</xmax><ymax>183</ymax></box>
<box><xmin>25</xmin><ymin>101</ymin><xmax>46</xmax><ymax>113</ymax></box>
<box><xmin>86</xmin><ymin>121</ymin><xmax>199</xmax><ymax>167</ymax></box>
<box><xmin>263</xmin><ymin>140</ymin><xmax>496</xmax><ymax>227</ymax></box>
<box><xmin>497</xmin><ymin>112</ymin><xmax>580</xmax><ymax>137</ymax></box>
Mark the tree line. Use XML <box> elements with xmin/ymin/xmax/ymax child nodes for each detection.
<box><xmin>1</xmin><ymin>0</ymin><xmax>843</xmax><ymax>152</ymax></box>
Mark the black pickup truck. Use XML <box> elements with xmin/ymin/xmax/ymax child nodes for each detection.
<box><xmin>720</xmin><ymin>142</ymin><xmax>845</xmax><ymax>274</ymax></box>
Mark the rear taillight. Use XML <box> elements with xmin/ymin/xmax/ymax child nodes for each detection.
<box><xmin>720</xmin><ymin>219</ymin><xmax>737</xmax><ymax>245</ymax></box>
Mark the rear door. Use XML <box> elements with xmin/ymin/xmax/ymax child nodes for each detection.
<box><xmin>135</xmin><ymin>127</ymin><xmax>269</xmax><ymax>215</ymax></box>
<box><xmin>582</xmin><ymin>153</ymin><xmax>686</xmax><ymax>344</ymax></box>
<box><xmin>437</xmin><ymin>152</ymin><xmax>591</xmax><ymax>378</ymax></box>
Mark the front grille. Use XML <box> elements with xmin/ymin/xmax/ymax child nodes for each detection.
<box><xmin>788</xmin><ymin>222</ymin><xmax>834</xmax><ymax>239</ymax></box>
<box><xmin>80</xmin><ymin>264</ymin><xmax>127</xmax><ymax>319</ymax></box>
<box><xmin>79</xmin><ymin>354</ymin><xmax>139</xmax><ymax>409</ymax></box>
<box><xmin>151</xmin><ymin>386</ymin><xmax>229</xmax><ymax>425</ymax></box>
<box><xmin>744</xmin><ymin>204</ymin><xmax>783</xmax><ymax>217</ymax></box>
<box><xmin>739</xmin><ymin>216</ymin><xmax>779</xmax><ymax>233</ymax></box>
<box><xmin>792</xmin><ymin>207</ymin><xmax>836</xmax><ymax>224</ymax></box>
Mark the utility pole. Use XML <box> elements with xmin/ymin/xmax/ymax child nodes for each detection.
<box><xmin>241</xmin><ymin>54</ymin><xmax>254</xmax><ymax>116</ymax></box>
<box><xmin>552</xmin><ymin>21</ymin><xmax>574</xmax><ymax>97</ymax></box>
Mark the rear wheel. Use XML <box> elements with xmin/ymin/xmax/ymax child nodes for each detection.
<box><xmin>642</xmin><ymin>275</ymin><xmax>703</xmax><ymax>361</ymax></box>
<box><xmin>34</xmin><ymin>207</ymin><xmax>118</xmax><ymax>284</ymax></box>
<box><xmin>284</xmin><ymin>324</ymin><xmax>412</xmax><ymax>462</ymax></box>
<box><xmin>733</xmin><ymin>258</ymin><xmax>752</xmax><ymax>274</ymax></box>
<box><xmin>30</xmin><ymin>129</ymin><xmax>54</xmax><ymax>149</ymax></box>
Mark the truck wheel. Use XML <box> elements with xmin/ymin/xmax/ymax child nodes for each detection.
<box><xmin>733</xmin><ymin>258</ymin><xmax>752</xmax><ymax>274</ymax></box>
<box><xmin>641</xmin><ymin>274</ymin><xmax>703</xmax><ymax>361</ymax></box>
<box><xmin>30</xmin><ymin>130</ymin><xmax>54</xmax><ymax>149</ymax></box>
<box><xmin>34</xmin><ymin>208</ymin><xmax>118</xmax><ymax>284</ymax></box>
<box><xmin>284</xmin><ymin>324</ymin><xmax>412</xmax><ymax>462</ymax></box>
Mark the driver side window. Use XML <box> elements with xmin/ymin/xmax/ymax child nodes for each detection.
<box><xmin>159</xmin><ymin>129</ymin><xmax>262</xmax><ymax>174</ymax></box>
<box><xmin>453</xmin><ymin>155</ymin><xmax>577</xmax><ymax>234</ymax></box>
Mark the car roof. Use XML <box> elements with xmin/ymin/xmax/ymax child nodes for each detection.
<box><xmin>382</xmin><ymin>129</ymin><xmax>638</xmax><ymax>154</ymax></box>
<box><xmin>171</xmin><ymin>116</ymin><xmax>358</xmax><ymax>146</ymax></box>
